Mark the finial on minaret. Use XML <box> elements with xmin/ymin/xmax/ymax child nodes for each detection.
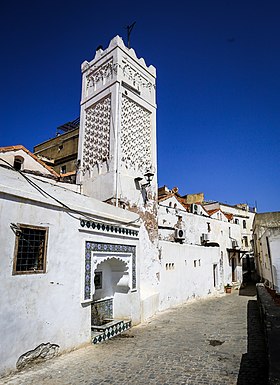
<box><xmin>126</xmin><ymin>22</ymin><xmax>136</xmax><ymax>48</ymax></box>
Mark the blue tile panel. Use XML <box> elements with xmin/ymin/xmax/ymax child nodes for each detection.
<box><xmin>84</xmin><ymin>242</ymin><xmax>136</xmax><ymax>300</ymax></box>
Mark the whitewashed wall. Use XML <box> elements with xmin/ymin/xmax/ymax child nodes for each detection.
<box><xmin>268</xmin><ymin>230</ymin><xmax>280</xmax><ymax>292</ymax></box>
<box><xmin>158</xmin><ymin>241</ymin><xmax>220</xmax><ymax>311</ymax></box>
<box><xmin>158</xmin><ymin>197</ymin><xmax>242</xmax><ymax>286</ymax></box>
<box><xmin>256</xmin><ymin>227</ymin><xmax>280</xmax><ymax>291</ymax></box>
<box><xmin>0</xmin><ymin>148</ymin><xmax>55</xmax><ymax>175</ymax></box>
<box><xmin>0</xmin><ymin>167</ymin><xmax>141</xmax><ymax>376</ymax></box>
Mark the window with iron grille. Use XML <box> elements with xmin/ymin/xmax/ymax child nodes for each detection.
<box><xmin>13</xmin><ymin>225</ymin><xmax>48</xmax><ymax>274</ymax></box>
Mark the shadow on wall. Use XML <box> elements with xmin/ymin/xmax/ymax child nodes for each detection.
<box><xmin>237</xmin><ymin>300</ymin><xmax>268</xmax><ymax>385</ymax></box>
<box><xmin>239</xmin><ymin>283</ymin><xmax>258</xmax><ymax>297</ymax></box>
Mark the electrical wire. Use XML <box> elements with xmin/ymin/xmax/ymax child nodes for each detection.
<box><xmin>0</xmin><ymin>159</ymin><xmax>140</xmax><ymax>227</ymax></box>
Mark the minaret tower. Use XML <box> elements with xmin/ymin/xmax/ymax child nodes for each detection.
<box><xmin>77</xmin><ymin>36</ymin><xmax>157</xmax><ymax>209</ymax></box>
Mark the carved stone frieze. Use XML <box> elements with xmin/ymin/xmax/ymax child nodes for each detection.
<box><xmin>86</xmin><ymin>59</ymin><xmax>117</xmax><ymax>95</ymax></box>
<box><xmin>120</xmin><ymin>95</ymin><xmax>152</xmax><ymax>172</ymax></box>
<box><xmin>122</xmin><ymin>60</ymin><xmax>153</xmax><ymax>91</ymax></box>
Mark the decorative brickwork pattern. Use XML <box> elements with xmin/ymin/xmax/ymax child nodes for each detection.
<box><xmin>83</xmin><ymin>96</ymin><xmax>111</xmax><ymax>170</ymax></box>
<box><xmin>120</xmin><ymin>95</ymin><xmax>151</xmax><ymax>172</ymax></box>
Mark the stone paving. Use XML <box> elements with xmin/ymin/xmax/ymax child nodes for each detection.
<box><xmin>1</xmin><ymin>286</ymin><xmax>268</xmax><ymax>385</ymax></box>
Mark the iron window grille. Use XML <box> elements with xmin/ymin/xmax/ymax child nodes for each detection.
<box><xmin>13</xmin><ymin>225</ymin><xmax>48</xmax><ymax>274</ymax></box>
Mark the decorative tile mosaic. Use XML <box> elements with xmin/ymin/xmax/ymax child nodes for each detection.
<box><xmin>84</xmin><ymin>242</ymin><xmax>136</xmax><ymax>300</ymax></box>
<box><xmin>91</xmin><ymin>320</ymin><xmax>132</xmax><ymax>344</ymax></box>
<box><xmin>91</xmin><ymin>298</ymin><xmax>113</xmax><ymax>326</ymax></box>
<box><xmin>80</xmin><ymin>219</ymin><xmax>139</xmax><ymax>237</ymax></box>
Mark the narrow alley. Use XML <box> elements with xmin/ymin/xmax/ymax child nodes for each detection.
<box><xmin>1</xmin><ymin>286</ymin><xmax>268</xmax><ymax>385</ymax></box>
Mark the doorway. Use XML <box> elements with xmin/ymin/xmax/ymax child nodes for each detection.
<box><xmin>213</xmin><ymin>263</ymin><xmax>218</xmax><ymax>287</ymax></box>
<box><xmin>231</xmin><ymin>257</ymin><xmax>236</xmax><ymax>282</ymax></box>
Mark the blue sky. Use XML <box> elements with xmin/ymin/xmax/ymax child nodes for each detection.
<box><xmin>0</xmin><ymin>0</ymin><xmax>279</xmax><ymax>212</ymax></box>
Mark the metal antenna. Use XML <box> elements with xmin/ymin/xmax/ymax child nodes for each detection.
<box><xmin>126</xmin><ymin>22</ymin><xmax>136</xmax><ymax>48</ymax></box>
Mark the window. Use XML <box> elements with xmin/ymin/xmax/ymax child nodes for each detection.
<box><xmin>243</xmin><ymin>220</ymin><xmax>246</xmax><ymax>229</ymax></box>
<box><xmin>166</xmin><ymin>263</ymin><xmax>175</xmax><ymax>270</ymax></box>
<box><xmin>13</xmin><ymin>225</ymin><xmax>48</xmax><ymax>274</ymax></box>
<box><xmin>243</xmin><ymin>236</ymin><xmax>248</xmax><ymax>247</ymax></box>
<box><xmin>60</xmin><ymin>165</ymin><xmax>67</xmax><ymax>174</ymax></box>
<box><xmin>13</xmin><ymin>156</ymin><xmax>24</xmax><ymax>171</ymax></box>
<box><xmin>234</xmin><ymin>218</ymin><xmax>239</xmax><ymax>225</ymax></box>
<box><xmin>94</xmin><ymin>271</ymin><xmax>102</xmax><ymax>289</ymax></box>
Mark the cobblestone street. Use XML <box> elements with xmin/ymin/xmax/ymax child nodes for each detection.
<box><xmin>1</xmin><ymin>286</ymin><xmax>268</xmax><ymax>385</ymax></box>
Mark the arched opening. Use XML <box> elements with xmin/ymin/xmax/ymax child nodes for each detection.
<box><xmin>91</xmin><ymin>258</ymin><xmax>129</xmax><ymax>326</ymax></box>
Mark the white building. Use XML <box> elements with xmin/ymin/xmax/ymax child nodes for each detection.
<box><xmin>0</xmin><ymin>35</ymin><xmax>256</xmax><ymax>377</ymax></box>
<box><xmin>0</xmin><ymin>161</ymin><xmax>145</xmax><ymax>374</ymax></box>
<box><xmin>203</xmin><ymin>201</ymin><xmax>256</xmax><ymax>283</ymax></box>
<box><xmin>158</xmin><ymin>187</ymin><xmax>256</xmax><ymax>292</ymax></box>
<box><xmin>0</xmin><ymin>35</ymin><xmax>160</xmax><ymax>377</ymax></box>
<box><xmin>77</xmin><ymin>35</ymin><xmax>157</xmax><ymax>208</ymax></box>
<box><xmin>253</xmin><ymin>212</ymin><xmax>280</xmax><ymax>292</ymax></box>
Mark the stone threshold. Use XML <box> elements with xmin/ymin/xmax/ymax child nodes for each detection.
<box><xmin>91</xmin><ymin>319</ymin><xmax>131</xmax><ymax>344</ymax></box>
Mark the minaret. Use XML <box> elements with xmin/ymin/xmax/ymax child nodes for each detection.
<box><xmin>77</xmin><ymin>36</ymin><xmax>157</xmax><ymax>209</ymax></box>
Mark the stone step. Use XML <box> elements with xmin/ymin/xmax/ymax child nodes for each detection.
<box><xmin>91</xmin><ymin>319</ymin><xmax>131</xmax><ymax>344</ymax></box>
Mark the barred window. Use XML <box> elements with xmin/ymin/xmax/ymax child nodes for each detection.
<box><xmin>13</xmin><ymin>225</ymin><xmax>48</xmax><ymax>274</ymax></box>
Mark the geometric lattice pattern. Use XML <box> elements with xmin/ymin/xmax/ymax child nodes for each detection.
<box><xmin>91</xmin><ymin>319</ymin><xmax>131</xmax><ymax>344</ymax></box>
<box><xmin>120</xmin><ymin>95</ymin><xmax>151</xmax><ymax>172</ymax></box>
<box><xmin>83</xmin><ymin>96</ymin><xmax>111</xmax><ymax>169</ymax></box>
<box><xmin>84</xmin><ymin>241</ymin><xmax>136</xmax><ymax>301</ymax></box>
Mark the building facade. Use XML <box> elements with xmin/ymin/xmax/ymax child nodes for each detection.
<box><xmin>253</xmin><ymin>212</ymin><xmax>280</xmax><ymax>292</ymax></box>
<box><xmin>0</xmin><ymin>35</ymin><xmax>257</xmax><ymax>376</ymax></box>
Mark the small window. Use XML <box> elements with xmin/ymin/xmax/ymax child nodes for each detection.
<box><xmin>13</xmin><ymin>225</ymin><xmax>48</xmax><ymax>274</ymax></box>
<box><xmin>60</xmin><ymin>165</ymin><xmax>67</xmax><ymax>174</ymax></box>
<box><xmin>13</xmin><ymin>156</ymin><xmax>24</xmax><ymax>171</ymax></box>
<box><xmin>94</xmin><ymin>271</ymin><xmax>102</xmax><ymax>289</ymax></box>
<box><xmin>243</xmin><ymin>236</ymin><xmax>248</xmax><ymax>247</ymax></box>
<box><xmin>243</xmin><ymin>220</ymin><xmax>246</xmax><ymax>229</ymax></box>
<box><xmin>234</xmin><ymin>218</ymin><xmax>239</xmax><ymax>225</ymax></box>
